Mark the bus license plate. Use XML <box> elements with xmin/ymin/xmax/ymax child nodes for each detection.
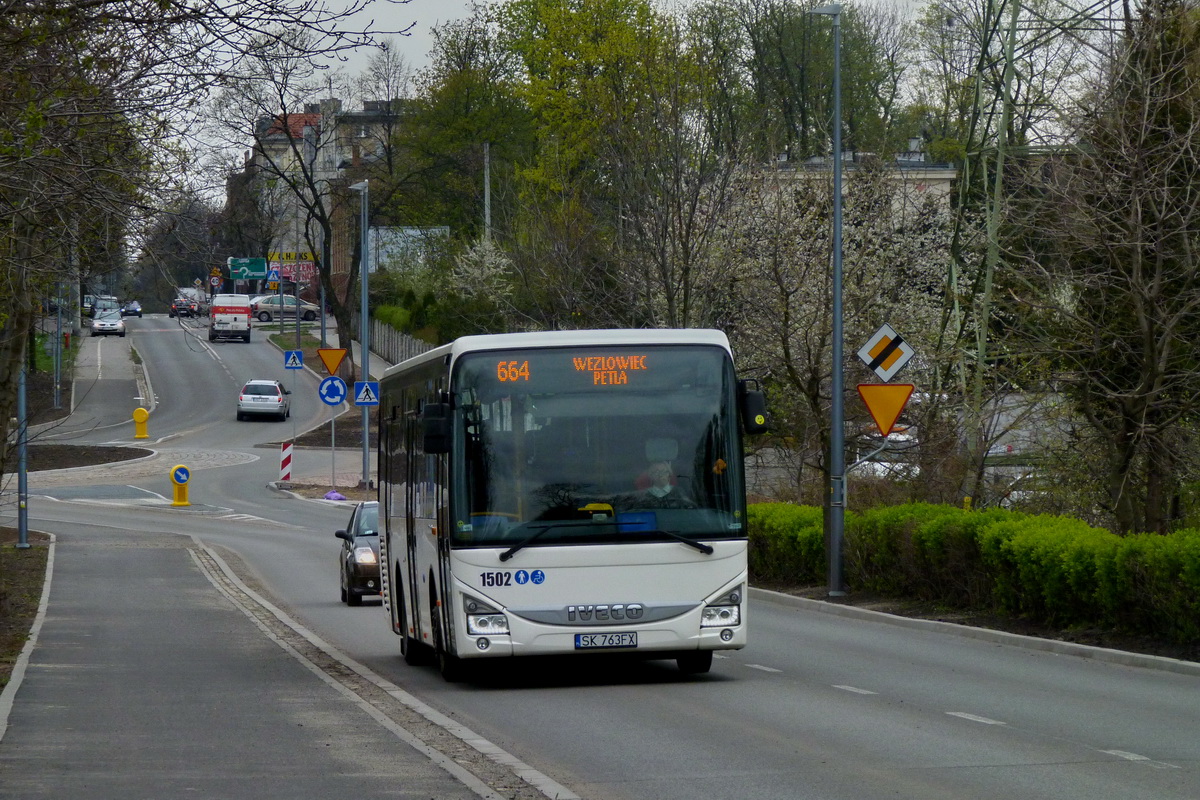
<box><xmin>574</xmin><ymin>632</ymin><xmax>637</xmax><ymax>649</ymax></box>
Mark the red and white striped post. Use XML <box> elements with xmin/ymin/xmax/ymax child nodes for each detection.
<box><xmin>279</xmin><ymin>441</ymin><xmax>293</xmax><ymax>483</ymax></box>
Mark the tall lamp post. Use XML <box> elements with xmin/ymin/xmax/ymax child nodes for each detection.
<box><xmin>811</xmin><ymin>3</ymin><xmax>846</xmax><ymax>596</ymax></box>
<box><xmin>349</xmin><ymin>180</ymin><xmax>371</xmax><ymax>488</ymax></box>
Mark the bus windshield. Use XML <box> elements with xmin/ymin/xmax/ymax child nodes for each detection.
<box><xmin>450</xmin><ymin>344</ymin><xmax>745</xmax><ymax>548</ymax></box>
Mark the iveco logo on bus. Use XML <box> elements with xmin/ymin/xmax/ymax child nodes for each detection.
<box><xmin>566</xmin><ymin>603</ymin><xmax>644</xmax><ymax>622</ymax></box>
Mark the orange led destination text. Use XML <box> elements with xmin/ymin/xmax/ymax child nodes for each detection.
<box><xmin>572</xmin><ymin>355</ymin><xmax>648</xmax><ymax>385</ymax></box>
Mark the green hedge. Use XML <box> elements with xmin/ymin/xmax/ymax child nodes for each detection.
<box><xmin>748</xmin><ymin>501</ymin><xmax>1200</xmax><ymax>644</ymax></box>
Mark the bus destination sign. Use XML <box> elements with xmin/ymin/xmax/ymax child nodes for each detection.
<box><xmin>573</xmin><ymin>354</ymin><xmax>648</xmax><ymax>385</ymax></box>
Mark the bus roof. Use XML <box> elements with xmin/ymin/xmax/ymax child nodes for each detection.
<box><xmin>382</xmin><ymin>329</ymin><xmax>733</xmax><ymax>380</ymax></box>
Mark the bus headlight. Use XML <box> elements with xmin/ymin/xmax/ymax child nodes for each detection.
<box><xmin>701</xmin><ymin>605</ymin><xmax>740</xmax><ymax>627</ymax></box>
<box><xmin>467</xmin><ymin>614</ymin><xmax>510</xmax><ymax>635</ymax></box>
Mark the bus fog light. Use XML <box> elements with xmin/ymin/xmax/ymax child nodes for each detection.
<box><xmin>477</xmin><ymin>637</ymin><xmax>491</xmax><ymax>651</ymax></box>
<box><xmin>720</xmin><ymin>628</ymin><xmax>734</xmax><ymax>642</ymax></box>
<box><xmin>467</xmin><ymin>614</ymin><xmax>510</xmax><ymax>635</ymax></box>
<box><xmin>701</xmin><ymin>605</ymin><xmax>740</xmax><ymax>627</ymax></box>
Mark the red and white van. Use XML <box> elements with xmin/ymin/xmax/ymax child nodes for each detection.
<box><xmin>209</xmin><ymin>294</ymin><xmax>252</xmax><ymax>342</ymax></box>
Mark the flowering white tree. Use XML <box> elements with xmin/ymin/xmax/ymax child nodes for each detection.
<box><xmin>719</xmin><ymin>161</ymin><xmax>959</xmax><ymax>502</ymax></box>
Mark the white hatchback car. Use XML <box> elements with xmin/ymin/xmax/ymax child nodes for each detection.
<box><xmin>236</xmin><ymin>379</ymin><xmax>291</xmax><ymax>421</ymax></box>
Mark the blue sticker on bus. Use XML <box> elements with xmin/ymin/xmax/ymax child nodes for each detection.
<box><xmin>531</xmin><ymin>570</ymin><xmax>545</xmax><ymax>584</ymax></box>
<box><xmin>515</xmin><ymin>570</ymin><xmax>529</xmax><ymax>584</ymax></box>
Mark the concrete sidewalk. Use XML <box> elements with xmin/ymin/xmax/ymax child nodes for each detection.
<box><xmin>0</xmin><ymin>526</ymin><xmax>483</xmax><ymax>799</ymax></box>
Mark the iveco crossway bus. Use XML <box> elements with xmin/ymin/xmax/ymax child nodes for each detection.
<box><xmin>377</xmin><ymin>329</ymin><xmax>767</xmax><ymax>680</ymax></box>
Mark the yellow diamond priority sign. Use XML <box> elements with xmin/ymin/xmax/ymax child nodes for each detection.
<box><xmin>857</xmin><ymin>323</ymin><xmax>915</xmax><ymax>382</ymax></box>
<box><xmin>317</xmin><ymin>348</ymin><xmax>347</xmax><ymax>376</ymax></box>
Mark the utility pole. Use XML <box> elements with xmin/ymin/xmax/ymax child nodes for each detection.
<box><xmin>812</xmin><ymin>3</ymin><xmax>846</xmax><ymax>596</ymax></box>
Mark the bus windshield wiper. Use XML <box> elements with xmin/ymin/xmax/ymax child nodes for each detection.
<box><xmin>499</xmin><ymin>521</ymin><xmax>714</xmax><ymax>561</ymax></box>
<box><xmin>498</xmin><ymin>522</ymin><xmax>585</xmax><ymax>562</ymax></box>
<box><xmin>638</xmin><ymin>528</ymin><xmax>714</xmax><ymax>555</ymax></box>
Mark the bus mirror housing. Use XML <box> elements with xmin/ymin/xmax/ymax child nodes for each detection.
<box><xmin>738</xmin><ymin>380</ymin><xmax>768</xmax><ymax>435</ymax></box>
<box><xmin>422</xmin><ymin>402</ymin><xmax>452</xmax><ymax>453</ymax></box>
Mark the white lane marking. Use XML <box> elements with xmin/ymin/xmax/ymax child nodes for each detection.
<box><xmin>1100</xmin><ymin>750</ymin><xmax>1181</xmax><ymax>769</ymax></box>
<box><xmin>946</xmin><ymin>712</ymin><xmax>1007</xmax><ymax>725</ymax></box>
<box><xmin>834</xmin><ymin>685</ymin><xmax>878</xmax><ymax>695</ymax></box>
<box><xmin>746</xmin><ymin>664</ymin><xmax>783</xmax><ymax>673</ymax></box>
<box><xmin>128</xmin><ymin>485</ymin><xmax>168</xmax><ymax>500</ymax></box>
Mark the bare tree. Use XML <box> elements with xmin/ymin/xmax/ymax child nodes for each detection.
<box><xmin>0</xmin><ymin>0</ymin><xmax>407</xmax><ymax>470</ymax></box>
<box><xmin>1006</xmin><ymin>0</ymin><xmax>1200</xmax><ymax>533</ymax></box>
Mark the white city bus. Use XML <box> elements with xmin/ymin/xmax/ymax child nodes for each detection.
<box><xmin>378</xmin><ymin>329</ymin><xmax>767</xmax><ymax>680</ymax></box>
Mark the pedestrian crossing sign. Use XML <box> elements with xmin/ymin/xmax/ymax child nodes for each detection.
<box><xmin>354</xmin><ymin>381</ymin><xmax>380</xmax><ymax>406</ymax></box>
<box><xmin>284</xmin><ymin>350</ymin><xmax>303</xmax><ymax>369</ymax></box>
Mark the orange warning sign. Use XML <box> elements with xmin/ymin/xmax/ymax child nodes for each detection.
<box><xmin>317</xmin><ymin>348</ymin><xmax>348</xmax><ymax>375</ymax></box>
<box><xmin>858</xmin><ymin>384</ymin><xmax>914</xmax><ymax>436</ymax></box>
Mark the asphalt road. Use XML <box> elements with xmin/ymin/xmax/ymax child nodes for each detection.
<box><xmin>3</xmin><ymin>314</ymin><xmax>1198</xmax><ymax>800</ymax></box>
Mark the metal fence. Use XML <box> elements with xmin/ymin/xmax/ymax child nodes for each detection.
<box><xmin>352</xmin><ymin>312</ymin><xmax>434</xmax><ymax>369</ymax></box>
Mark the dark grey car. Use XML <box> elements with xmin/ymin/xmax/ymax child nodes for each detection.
<box><xmin>335</xmin><ymin>501</ymin><xmax>380</xmax><ymax>606</ymax></box>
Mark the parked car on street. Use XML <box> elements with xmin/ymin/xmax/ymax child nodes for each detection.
<box><xmin>236</xmin><ymin>379</ymin><xmax>291</xmax><ymax>421</ymax></box>
<box><xmin>90</xmin><ymin>311</ymin><xmax>126</xmax><ymax>337</ymax></box>
<box><xmin>121</xmin><ymin>300</ymin><xmax>143</xmax><ymax>317</ymax></box>
<box><xmin>168</xmin><ymin>297</ymin><xmax>197</xmax><ymax>318</ymax></box>
<box><xmin>335</xmin><ymin>501</ymin><xmax>380</xmax><ymax>606</ymax></box>
<box><xmin>250</xmin><ymin>294</ymin><xmax>320</xmax><ymax>322</ymax></box>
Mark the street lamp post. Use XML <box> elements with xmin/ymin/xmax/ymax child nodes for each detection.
<box><xmin>811</xmin><ymin>3</ymin><xmax>846</xmax><ymax>596</ymax></box>
<box><xmin>350</xmin><ymin>180</ymin><xmax>371</xmax><ymax>488</ymax></box>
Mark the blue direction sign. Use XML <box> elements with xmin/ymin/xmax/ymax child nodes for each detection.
<box><xmin>284</xmin><ymin>350</ymin><xmax>304</xmax><ymax>369</ymax></box>
<box><xmin>319</xmin><ymin>376</ymin><xmax>348</xmax><ymax>406</ymax></box>
<box><xmin>354</xmin><ymin>381</ymin><xmax>380</xmax><ymax>406</ymax></box>
<box><xmin>172</xmin><ymin>466</ymin><xmax>190</xmax><ymax>485</ymax></box>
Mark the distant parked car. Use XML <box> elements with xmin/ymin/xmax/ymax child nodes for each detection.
<box><xmin>90</xmin><ymin>311</ymin><xmax>126</xmax><ymax>337</ymax></box>
<box><xmin>236</xmin><ymin>379</ymin><xmax>291</xmax><ymax>421</ymax></box>
<box><xmin>251</xmin><ymin>295</ymin><xmax>320</xmax><ymax>322</ymax></box>
<box><xmin>121</xmin><ymin>300</ymin><xmax>143</xmax><ymax>318</ymax></box>
<box><xmin>168</xmin><ymin>298</ymin><xmax>196</xmax><ymax>318</ymax></box>
<box><xmin>335</xmin><ymin>502</ymin><xmax>380</xmax><ymax>606</ymax></box>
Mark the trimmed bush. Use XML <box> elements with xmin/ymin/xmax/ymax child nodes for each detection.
<box><xmin>749</xmin><ymin>501</ymin><xmax>1200</xmax><ymax>644</ymax></box>
<box><xmin>747</xmin><ymin>503</ymin><xmax>825</xmax><ymax>585</ymax></box>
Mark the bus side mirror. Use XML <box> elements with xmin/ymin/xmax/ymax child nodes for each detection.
<box><xmin>422</xmin><ymin>402</ymin><xmax>451</xmax><ymax>454</ymax></box>
<box><xmin>738</xmin><ymin>380</ymin><xmax>768</xmax><ymax>435</ymax></box>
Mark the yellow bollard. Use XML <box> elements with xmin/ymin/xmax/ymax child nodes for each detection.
<box><xmin>133</xmin><ymin>407</ymin><xmax>149</xmax><ymax>439</ymax></box>
<box><xmin>963</xmin><ymin>495</ymin><xmax>973</xmax><ymax>512</ymax></box>
<box><xmin>170</xmin><ymin>464</ymin><xmax>191</xmax><ymax>507</ymax></box>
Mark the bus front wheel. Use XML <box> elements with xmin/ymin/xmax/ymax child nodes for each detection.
<box><xmin>398</xmin><ymin>577</ymin><xmax>426</xmax><ymax>666</ymax></box>
<box><xmin>432</xmin><ymin>603</ymin><xmax>467</xmax><ymax>682</ymax></box>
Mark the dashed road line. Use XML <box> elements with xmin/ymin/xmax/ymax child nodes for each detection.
<box><xmin>946</xmin><ymin>711</ymin><xmax>1006</xmax><ymax>725</ymax></box>
<box><xmin>746</xmin><ymin>664</ymin><xmax>783</xmax><ymax>673</ymax></box>
<box><xmin>834</xmin><ymin>685</ymin><xmax>878</xmax><ymax>695</ymax></box>
<box><xmin>1100</xmin><ymin>750</ymin><xmax>1180</xmax><ymax>769</ymax></box>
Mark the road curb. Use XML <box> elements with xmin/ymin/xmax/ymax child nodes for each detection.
<box><xmin>751</xmin><ymin>586</ymin><xmax>1200</xmax><ymax>677</ymax></box>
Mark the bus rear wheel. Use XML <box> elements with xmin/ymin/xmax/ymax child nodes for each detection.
<box><xmin>677</xmin><ymin>651</ymin><xmax>713</xmax><ymax>675</ymax></box>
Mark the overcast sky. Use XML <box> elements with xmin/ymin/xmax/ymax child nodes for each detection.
<box><xmin>336</xmin><ymin>0</ymin><xmax>473</xmax><ymax>76</ymax></box>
